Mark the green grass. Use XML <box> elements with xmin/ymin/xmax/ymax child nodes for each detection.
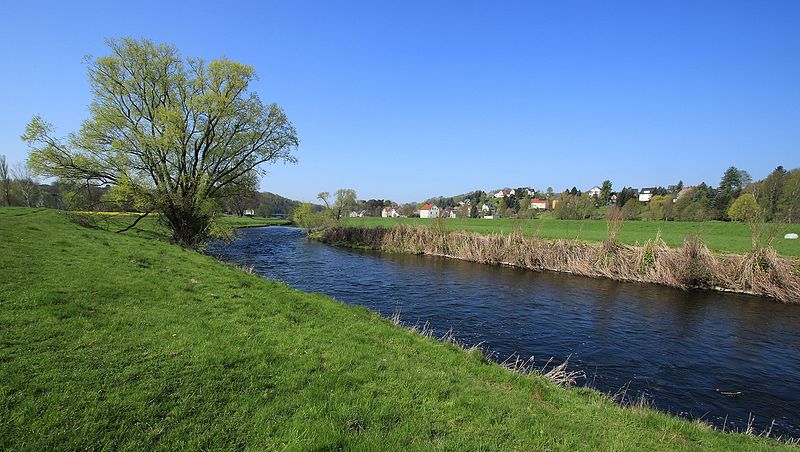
<box><xmin>64</xmin><ymin>212</ymin><xmax>291</xmax><ymax>241</ymax></box>
<box><xmin>346</xmin><ymin>217</ymin><xmax>800</xmax><ymax>256</ymax></box>
<box><xmin>218</xmin><ymin>215</ymin><xmax>292</xmax><ymax>228</ymax></box>
<box><xmin>0</xmin><ymin>207</ymin><xmax>790</xmax><ymax>449</ymax></box>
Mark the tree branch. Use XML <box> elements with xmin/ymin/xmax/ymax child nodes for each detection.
<box><xmin>116</xmin><ymin>211</ymin><xmax>151</xmax><ymax>233</ymax></box>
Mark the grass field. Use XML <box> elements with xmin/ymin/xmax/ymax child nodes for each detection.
<box><xmin>345</xmin><ymin>217</ymin><xmax>800</xmax><ymax>256</ymax></box>
<box><xmin>64</xmin><ymin>212</ymin><xmax>291</xmax><ymax>241</ymax></box>
<box><xmin>220</xmin><ymin>215</ymin><xmax>292</xmax><ymax>228</ymax></box>
<box><xmin>0</xmin><ymin>208</ymin><xmax>790</xmax><ymax>449</ymax></box>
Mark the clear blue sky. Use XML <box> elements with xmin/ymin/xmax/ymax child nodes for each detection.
<box><xmin>1</xmin><ymin>1</ymin><xmax>798</xmax><ymax>203</ymax></box>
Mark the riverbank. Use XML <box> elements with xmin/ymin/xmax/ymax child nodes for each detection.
<box><xmin>315</xmin><ymin>225</ymin><xmax>800</xmax><ymax>303</ymax></box>
<box><xmin>345</xmin><ymin>217</ymin><xmax>800</xmax><ymax>257</ymax></box>
<box><xmin>0</xmin><ymin>208</ymin><xmax>792</xmax><ymax>449</ymax></box>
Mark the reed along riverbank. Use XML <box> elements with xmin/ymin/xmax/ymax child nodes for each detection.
<box><xmin>1</xmin><ymin>207</ymin><xmax>794</xmax><ymax>449</ymax></box>
<box><xmin>314</xmin><ymin>225</ymin><xmax>800</xmax><ymax>303</ymax></box>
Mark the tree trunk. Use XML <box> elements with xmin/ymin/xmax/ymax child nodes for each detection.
<box><xmin>162</xmin><ymin>204</ymin><xmax>212</xmax><ymax>248</ymax></box>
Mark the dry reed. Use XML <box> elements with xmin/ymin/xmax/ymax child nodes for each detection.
<box><xmin>317</xmin><ymin>225</ymin><xmax>800</xmax><ymax>303</ymax></box>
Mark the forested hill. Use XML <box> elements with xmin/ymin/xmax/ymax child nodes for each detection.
<box><xmin>254</xmin><ymin>191</ymin><xmax>301</xmax><ymax>216</ymax></box>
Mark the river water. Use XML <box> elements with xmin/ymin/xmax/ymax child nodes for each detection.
<box><xmin>207</xmin><ymin>226</ymin><xmax>800</xmax><ymax>438</ymax></box>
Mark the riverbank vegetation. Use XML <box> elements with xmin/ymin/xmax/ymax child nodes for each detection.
<box><xmin>1</xmin><ymin>207</ymin><xmax>792</xmax><ymax>449</ymax></box>
<box><xmin>316</xmin><ymin>224</ymin><xmax>800</xmax><ymax>303</ymax></box>
<box><xmin>344</xmin><ymin>216</ymin><xmax>800</xmax><ymax>257</ymax></box>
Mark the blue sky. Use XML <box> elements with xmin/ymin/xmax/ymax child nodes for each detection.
<box><xmin>1</xmin><ymin>1</ymin><xmax>798</xmax><ymax>203</ymax></box>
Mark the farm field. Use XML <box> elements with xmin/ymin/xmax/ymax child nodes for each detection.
<box><xmin>345</xmin><ymin>217</ymin><xmax>800</xmax><ymax>257</ymax></box>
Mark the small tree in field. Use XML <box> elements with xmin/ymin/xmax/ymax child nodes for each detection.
<box><xmin>22</xmin><ymin>38</ymin><xmax>298</xmax><ymax>247</ymax></box>
<box><xmin>728</xmin><ymin>193</ymin><xmax>760</xmax><ymax>223</ymax></box>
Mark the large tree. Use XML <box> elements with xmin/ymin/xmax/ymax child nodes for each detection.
<box><xmin>22</xmin><ymin>38</ymin><xmax>298</xmax><ymax>246</ymax></box>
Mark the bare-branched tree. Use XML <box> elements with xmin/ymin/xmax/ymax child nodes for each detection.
<box><xmin>0</xmin><ymin>155</ymin><xmax>10</xmax><ymax>206</ymax></box>
<box><xmin>12</xmin><ymin>163</ymin><xmax>39</xmax><ymax>208</ymax></box>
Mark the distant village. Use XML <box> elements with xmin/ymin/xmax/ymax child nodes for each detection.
<box><xmin>350</xmin><ymin>184</ymin><xmax>685</xmax><ymax>220</ymax></box>
<box><xmin>339</xmin><ymin>165</ymin><xmax>799</xmax><ymax>224</ymax></box>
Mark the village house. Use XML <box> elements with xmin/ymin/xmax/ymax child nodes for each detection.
<box><xmin>586</xmin><ymin>186</ymin><xmax>602</xmax><ymax>198</ymax></box>
<box><xmin>638</xmin><ymin>187</ymin><xmax>656</xmax><ymax>202</ymax></box>
<box><xmin>529</xmin><ymin>198</ymin><xmax>547</xmax><ymax>210</ymax></box>
<box><xmin>493</xmin><ymin>189</ymin><xmax>515</xmax><ymax>198</ymax></box>
<box><xmin>419</xmin><ymin>203</ymin><xmax>440</xmax><ymax>219</ymax></box>
<box><xmin>381</xmin><ymin>206</ymin><xmax>401</xmax><ymax>218</ymax></box>
<box><xmin>480</xmin><ymin>203</ymin><xmax>497</xmax><ymax>218</ymax></box>
<box><xmin>243</xmin><ymin>209</ymin><xmax>255</xmax><ymax>217</ymax></box>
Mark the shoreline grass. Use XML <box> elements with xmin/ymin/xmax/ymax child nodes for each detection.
<box><xmin>345</xmin><ymin>217</ymin><xmax>800</xmax><ymax>257</ymax></box>
<box><xmin>0</xmin><ymin>208</ymin><xmax>793</xmax><ymax>449</ymax></box>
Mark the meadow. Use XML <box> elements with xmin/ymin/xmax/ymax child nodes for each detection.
<box><xmin>0</xmin><ymin>207</ymin><xmax>789</xmax><ymax>449</ymax></box>
<box><xmin>345</xmin><ymin>217</ymin><xmax>800</xmax><ymax>256</ymax></box>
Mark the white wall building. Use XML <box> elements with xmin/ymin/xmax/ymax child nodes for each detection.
<box><xmin>419</xmin><ymin>203</ymin><xmax>440</xmax><ymax>218</ymax></box>
<box><xmin>381</xmin><ymin>206</ymin><xmax>400</xmax><ymax>218</ymax></box>
<box><xmin>529</xmin><ymin>198</ymin><xmax>547</xmax><ymax>210</ymax></box>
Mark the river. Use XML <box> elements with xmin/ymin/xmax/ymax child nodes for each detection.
<box><xmin>207</xmin><ymin>226</ymin><xmax>800</xmax><ymax>439</ymax></box>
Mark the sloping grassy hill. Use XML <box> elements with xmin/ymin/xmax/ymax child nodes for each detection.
<box><xmin>0</xmin><ymin>208</ymin><xmax>789</xmax><ymax>449</ymax></box>
<box><xmin>345</xmin><ymin>217</ymin><xmax>800</xmax><ymax>256</ymax></box>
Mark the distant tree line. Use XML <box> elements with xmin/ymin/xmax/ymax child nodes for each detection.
<box><xmin>0</xmin><ymin>154</ymin><xmax>306</xmax><ymax>218</ymax></box>
<box><xmin>551</xmin><ymin>166</ymin><xmax>799</xmax><ymax>223</ymax></box>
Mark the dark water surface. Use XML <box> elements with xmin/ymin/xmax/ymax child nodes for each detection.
<box><xmin>208</xmin><ymin>226</ymin><xmax>800</xmax><ymax>438</ymax></box>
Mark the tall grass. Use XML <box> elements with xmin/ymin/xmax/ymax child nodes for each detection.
<box><xmin>317</xmin><ymin>225</ymin><xmax>800</xmax><ymax>303</ymax></box>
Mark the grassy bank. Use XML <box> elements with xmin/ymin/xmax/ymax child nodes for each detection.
<box><xmin>61</xmin><ymin>212</ymin><xmax>291</xmax><ymax>241</ymax></box>
<box><xmin>220</xmin><ymin>215</ymin><xmax>292</xmax><ymax>228</ymax></box>
<box><xmin>345</xmin><ymin>217</ymin><xmax>800</xmax><ymax>257</ymax></box>
<box><xmin>0</xmin><ymin>208</ymin><xmax>791</xmax><ymax>449</ymax></box>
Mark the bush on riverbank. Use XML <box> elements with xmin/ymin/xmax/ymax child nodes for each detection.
<box><xmin>317</xmin><ymin>225</ymin><xmax>800</xmax><ymax>303</ymax></box>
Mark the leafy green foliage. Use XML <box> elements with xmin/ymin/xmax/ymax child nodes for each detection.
<box><xmin>728</xmin><ymin>193</ymin><xmax>761</xmax><ymax>222</ymax></box>
<box><xmin>22</xmin><ymin>38</ymin><xmax>298</xmax><ymax>247</ymax></box>
<box><xmin>292</xmin><ymin>202</ymin><xmax>326</xmax><ymax>229</ymax></box>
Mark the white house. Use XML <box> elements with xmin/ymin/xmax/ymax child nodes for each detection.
<box><xmin>638</xmin><ymin>187</ymin><xmax>656</xmax><ymax>202</ymax></box>
<box><xmin>529</xmin><ymin>198</ymin><xmax>547</xmax><ymax>210</ymax></box>
<box><xmin>243</xmin><ymin>209</ymin><xmax>255</xmax><ymax>217</ymax></box>
<box><xmin>419</xmin><ymin>203</ymin><xmax>440</xmax><ymax>219</ymax></box>
<box><xmin>586</xmin><ymin>186</ymin><xmax>602</xmax><ymax>198</ymax></box>
<box><xmin>493</xmin><ymin>189</ymin><xmax>515</xmax><ymax>198</ymax></box>
<box><xmin>381</xmin><ymin>206</ymin><xmax>400</xmax><ymax>218</ymax></box>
